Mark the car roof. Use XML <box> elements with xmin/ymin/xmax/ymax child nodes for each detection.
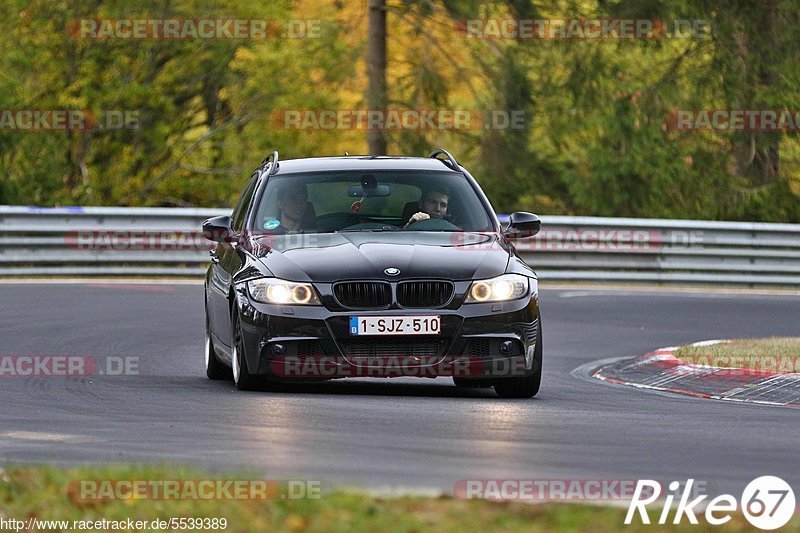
<box><xmin>272</xmin><ymin>156</ymin><xmax>462</xmax><ymax>175</ymax></box>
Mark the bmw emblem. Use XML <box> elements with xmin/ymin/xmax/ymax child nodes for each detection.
<box><xmin>384</xmin><ymin>267</ymin><xmax>400</xmax><ymax>276</ymax></box>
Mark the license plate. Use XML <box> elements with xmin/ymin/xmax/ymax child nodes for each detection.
<box><xmin>350</xmin><ymin>315</ymin><xmax>440</xmax><ymax>336</ymax></box>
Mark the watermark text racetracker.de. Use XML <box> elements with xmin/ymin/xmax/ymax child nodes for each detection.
<box><xmin>686</xmin><ymin>354</ymin><xmax>800</xmax><ymax>374</ymax></box>
<box><xmin>65</xmin><ymin>230</ymin><xmax>207</xmax><ymax>251</ymax></box>
<box><xmin>667</xmin><ymin>109</ymin><xmax>800</xmax><ymax>131</ymax></box>
<box><xmin>454</xmin><ymin>479</ymin><xmax>677</xmax><ymax>502</ymax></box>
<box><xmin>271</xmin><ymin>109</ymin><xmax>527</xmax><ymax>131</ymax></box>
<box><xmin>69</xmin><ymin>479</ymin><xmax>321</xmax><ymax>502</ymax></box>
<box><xmin>458</xmin><ymin>18</ymin><xmax>711</xmax><ymax>40</ymax></box>
<box><xmin>0</xmin><ymin>109</ymin><xmax>139</xmax><ymax>131</ymax></box>
<box><xmin>270</xmin><ymin>355</ymin><xmax>532</xmax><ymax>379</ymax></box>
<box><xmin>0</xmin><ymin>355</ymin><xmax>138</xmax><ymax>378</ymax></box>
<box><xmin>451</xmin><ymin>228</ymin><xmax>705</xmax><ymax>252</ymax></box>
<box><xmin>69</xmin><ymin>18</ymin><xmax>322</xmax><ymax>40</ymax></box>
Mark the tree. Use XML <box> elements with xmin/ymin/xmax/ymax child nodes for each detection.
<box><xmin>367</xmin><ymin>0</ymin><xmax>388</xmax><ymax>155</ymax></box>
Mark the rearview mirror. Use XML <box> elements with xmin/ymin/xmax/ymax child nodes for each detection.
<box><xmin>347</xmin><ymin>184</ymin><xmax>391</xmax><ymax>197</ymax></box>
<box><xmin>202</xmin><ymin>215</ymin><xmax>236</xmax><ymax>243</ymax></box>
<box><xmin>504</xmin><ymin>212</ymin><xmax>541</xmax><ymax>239</ymax></box>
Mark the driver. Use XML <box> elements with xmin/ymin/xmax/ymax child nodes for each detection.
<box><xmin>404</xmin><ymin>185</ymin><xmax>450</xmax><ymax>227</ymax></box>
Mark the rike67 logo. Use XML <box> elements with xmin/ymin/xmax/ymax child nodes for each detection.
<box><xmin>626</xmin><ymin>477</ymin><xmax>795</xmax><ymax>530</ymax></box>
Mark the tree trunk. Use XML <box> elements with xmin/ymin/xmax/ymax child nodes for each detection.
<box><xmin>728</xmin><ymin>0</ymin><xmax>781</xmax><ymax>184</ymax></box>
<box><xmin>367</xmin><ymin>0</ymin><xmax>387</xmax><ymax>155</ymax></box>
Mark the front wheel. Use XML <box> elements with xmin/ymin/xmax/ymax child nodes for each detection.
<box><xmin>493</xmin><ymin>366</ymin><xmax>541</xmax><ymax>399</ymax></box>
<box><xmin>231</xmin><ymin>312</ymin><xmax>261</xmax><ymax>391</ymax></box>
<box><xmin>205</xmin><ymin>311</ymin><xmax>230</xmax><ymax>380</ymax></box>
<box><xmin>493</xmin><ymin>316</ymin><xmax>542</xmax><ymax>399</ymax></box>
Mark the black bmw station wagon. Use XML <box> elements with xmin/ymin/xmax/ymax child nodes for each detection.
<box><xmin>203</xmin><ymin>149</ymin><xmax>543</xmax><ymax>398</ymax></box>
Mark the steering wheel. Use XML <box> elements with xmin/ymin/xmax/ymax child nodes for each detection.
<box><xmin>403</xmin><ymin>217</ymin><xmax>461</xmax><ymax>231</ymax></box>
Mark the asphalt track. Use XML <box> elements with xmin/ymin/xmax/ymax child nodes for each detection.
<box><xmin>1</xmin><ymin>282</ymin><xmax>799</xmax><ymax>496</ymax></box>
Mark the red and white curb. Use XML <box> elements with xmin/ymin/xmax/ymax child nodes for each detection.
<box><xmin>592</xmin><ymin>340</ymin><xmax>800</xmax><ymax>407</ymax></box>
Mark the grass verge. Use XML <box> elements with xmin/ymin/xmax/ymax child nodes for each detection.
<box><xmin>1</xmin><ymin>465</ymin><xmax>798</xmax><ymax>532</ymax></box>
<box><xmin>674</xmin><ymin>337</ymin><xmax>800</xmax><ymax>373</ymax></box>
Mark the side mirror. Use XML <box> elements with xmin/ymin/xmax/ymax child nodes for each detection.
<box><xmin>504</xmin><ymin>212</ymin><xmax>541</xmax><ymax>239</ymax></box>
<box><xmin>202</xmin><ymin>215</ymin><xmax>236</xmax><ymax>243</ymax></box>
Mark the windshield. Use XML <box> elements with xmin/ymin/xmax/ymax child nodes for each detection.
<box><xmin>250</xmin><ymin>170</ymin><xmax>494</xmax><ymax>234</ymax></box>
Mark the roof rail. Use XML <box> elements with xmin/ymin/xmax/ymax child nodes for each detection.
<box><xmin>429</xmin><ymin>148</ymin><xmax>460</xmax><ymax>172</ymax></box>
<box><xmin>261</xmin><ymin>150</ymin><xmax>279</xmax><ymax>176</ymax></box>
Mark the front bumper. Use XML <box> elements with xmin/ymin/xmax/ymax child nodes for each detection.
<box><xmin>235</xmin><ymin>281</ymin><xmax>541</xmax><ymax>380</ymax></box>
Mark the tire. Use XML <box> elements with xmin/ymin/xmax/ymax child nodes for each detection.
<box><xmin>205</xmin><ymin>311</ymin><xmax>230</xmax><ymax>380</ymax></box>
<box><xmin>493</xmin><ymin>316</ymin><xmax>542</xmax><ymax>399</ymax></box>
<box><xmin>231</xmin><ymin>312</ymin><xmax>261</xmax><ymax>391</ymax></box>
<box><xmin>453</xmin><ymin>377</ymin><xmax>493</xmax><ymax>388</ymax></box>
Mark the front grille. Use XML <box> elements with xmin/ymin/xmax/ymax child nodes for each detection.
<box><xmin>334</xmin><ymin>281</ymin><xmax>391</xmax><ymax>309</ymax></box>
<box><xmin>397</xmin><ymin>280</ymin><xmax>454</xmax><ymax>308</ymax></box>
<box><xmin>341</xmin><ymin>339</ymin><xmax>448</xmax><ymax>360</ymax></box>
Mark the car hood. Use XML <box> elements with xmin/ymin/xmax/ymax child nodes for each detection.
<box><xmin>248</xmin><ymin>232</ymin><xmax>510</xmax><ymax>282</ymax></box>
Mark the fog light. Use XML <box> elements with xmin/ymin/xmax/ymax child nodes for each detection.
<box><xmin>272</xmin><ymin>343</ymin><xmax>285</xmax><ymax>355</ymax></box>
<box><xmin>499</xmin><ymin>341</ymin><xmax>514</xmax><ymax>354</ymax></box>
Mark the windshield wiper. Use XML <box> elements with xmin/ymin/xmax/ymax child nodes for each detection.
<box><xmin>338</xmin><ymin>226</ymin><xmax>400</xmax><ymax>233</ymax></box>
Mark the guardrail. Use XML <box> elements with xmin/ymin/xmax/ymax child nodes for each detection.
<box><xmin>2</xmin><ymin>205</ymin><xmax>799</xmax><ymax>285</ymax></box>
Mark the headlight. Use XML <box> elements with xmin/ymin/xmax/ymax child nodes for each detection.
<box><xmin>465</xmin><ymin>274</ymin><xmax>529</xmax><ymax>303</ymax></box>
<box><xmin>247</xmin><ymin>278</ymin><xmax>321</xmax><ymax>305</ymax></box>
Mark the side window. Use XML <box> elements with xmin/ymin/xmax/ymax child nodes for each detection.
<box><xmin>231</xmin><ymin>173</ymin><xmax>259</xmax><ymax>232</ymax></box>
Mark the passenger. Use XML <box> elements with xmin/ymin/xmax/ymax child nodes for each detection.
<box><xmin>265</xmin><ymin>182</ymin><xmax>315</xmax><ymax>234</ymax></box>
